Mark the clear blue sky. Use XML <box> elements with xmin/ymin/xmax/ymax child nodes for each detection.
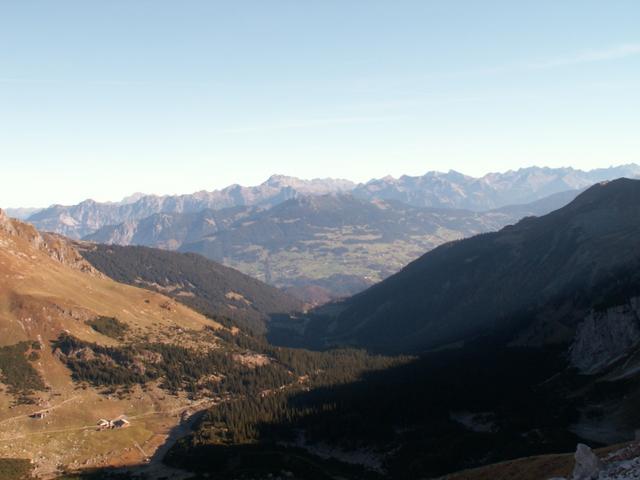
<box><xmin>1</xmin><ymin>1</ymin><xmax>639</xmax><ymax>207</ymax></box>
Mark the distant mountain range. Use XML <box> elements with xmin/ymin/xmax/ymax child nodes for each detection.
<box><xmin>25</xmin><ymin>175</ymin><xmax>355</xmax><ymax>239</ymax></box>
<box><xmin>11</xmin><ymin>164</ymin><xmax>639</xmax><ymax>302</ymax></box>
<box><xmin>4</xmin><ymin>207</ymin><xmax>42</xmax><ymax>220</ymax></box>
<box><xmin>20</xmin><ymin>165</ymin><xmax>640</xmax><ymax>239</ymax></box>
<box><xmin>352</xmin><ymin>164</ymin><xmax>640</xmax><ymax>210</ymax></box>
<box><xmin>84</xmin><ymin>190</ymin><xmax>581</xmax><ymax>302</ymax></box>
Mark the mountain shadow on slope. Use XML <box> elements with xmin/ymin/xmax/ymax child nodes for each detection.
<box><xmin>297</xmin><ymin>178</ymin><xmax>640</xmax><ymax>353</ymax></box>
<box><xmin>58</xmin><ymin>273</ymin><xmax>640</xmax><ymax>479</ymax></box>
<box><xmin>164</xmin><ymin>336</ymin><xmax>585</xmax><ymax>479</ymax></box>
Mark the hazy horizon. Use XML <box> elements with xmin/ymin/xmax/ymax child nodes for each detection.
<box><xmin>2</xmin><ymin>1</ymin><xmax>639</xmax><ymax>207</ymax></box>
<box><xmin>3</xmin><ymin>162</ymin><xmax>639</xmax><ymax>209</ymax></box>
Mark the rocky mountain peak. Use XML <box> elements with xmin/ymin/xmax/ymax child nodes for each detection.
<box><xmin>265</xmin><ymin>174</ymin><xmax>297</xmax><ymax>186</ymax></box>
<box><xmin>119</xmin><ymin>192</ymin><xmax>147</xmax><ymax>204</ymax></box>
<box><xmin>0</xmin><ymin>212</ymin><xmax>101</xmax><ymax>275</ymax></box>
<box><xmin>0</xmin><ymin>208</ymin><xmax>16</xmax><ymax>235</ymax></box>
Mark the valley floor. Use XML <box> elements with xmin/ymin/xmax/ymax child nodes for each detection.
<box><xmin>0</xmin><ymin>382</ymin><xmax>213</xmax><ymax>479</ymax></box>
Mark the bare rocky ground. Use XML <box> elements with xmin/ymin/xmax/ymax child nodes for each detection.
<box><xmin>441</xmin><ymin>441</ymin><xmax>640</xmax><ymax>480</ymax></box>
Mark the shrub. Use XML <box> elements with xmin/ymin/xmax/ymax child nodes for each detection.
<box><xmin>0</xmin><ymin>342</ymin><xmax>45</xmax><ymax>395</ymax></box>
<box><xmin>86</xmin><ymin>316</ymin><xmax>129</xmax><ymax>340</ymax></box>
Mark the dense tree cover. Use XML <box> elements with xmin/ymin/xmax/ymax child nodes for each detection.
<box><xmin>80</xmin><ymin>244</ymin><xmax>303</xmax><ymax>334</ymax></box>
<box><xmin>54</xmin><ymin>334</ymin><xmax>270</xmax><ymax>395</ymax></box>
<box><xmin>52</xmin><ymin>325</ymin><xmax>411</xmax><ymax>477</ymax></box>
<box><xmin>216</xmin><ymin>328</ymin><xmax>405</xmax><ymax>381</ymax></box>
<box><xmin>179</xmin><ymin>335</ymin><xmax>407</xmax><ymax>446</ymax></box>
<box><xmin>0</xmin><ymin>342</ymin><xmax>46</xmax><ymax>398</ymax></box>
<box><xmin>85</xmin><ymin>316</ymin><xmax>129</xmax><ymax>340</ymax></box>
<box><xmin>52</xmin><ymin>330</ymin><xmax>403</xmax><ymax>400</ymax></box>
<box><xmin>168</xmin><ymin>339</ymin><xmax>584</xmax><ymax>478</ymax></box>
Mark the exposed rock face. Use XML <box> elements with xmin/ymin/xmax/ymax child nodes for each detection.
<box><xmin>85</xmin><ymin>207</ymin><xmax>249</xmax><ymax>249</ymax></box>
<box><xmin>41</xmin><ymin>232</ymin><xmax>103</xmax><ymax>275</ymax></box>
<box><xmin>0</xmin><ymin>209</ymin><xmax>101</xmax><ymax>276</ymax></box>
<box><xmin>572</xmin><ymin>444</ymin><xmax>602</xmax><ymax>480</ymax></box>
<box><xmin>570</xmin><ymin>298</ymin><xmax>640</xmax><ymax>374</ymax></box>
<box><xmin>539</xmin><ymin>443</ymin><xmax>640</xmax><ymax>480</ymax></box>
<box><xmin>0</xmin><ymin>208</ymin><xmax>18</xmax><ymax>235</ymax></box>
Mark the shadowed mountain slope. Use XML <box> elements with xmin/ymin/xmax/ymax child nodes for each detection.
<box><xmin>301</xmin><ymin>178</ymin><xmax>640</xmax><ymax>352</ymax></box>
<box><xmin>78</xmin><ymin>243</ymin><xmax>304</xmax><ymax>334</ymax></box>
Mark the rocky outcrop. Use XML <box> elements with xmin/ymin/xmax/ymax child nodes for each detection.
<box><xmin>570</xmin><ymin>298</ymin><xmax>640</xmax><ymax>374</ymax></box>
<box><xmin>41</xmin><ymin>232</ymin><xmax>102</xmax><ymax>276</ymax></box>
<box><xmin>551</xmin><ymin>442</ymin><xmax>640</xmax><ymax>480</ymax></box>
<box><xmin>0</xmin><ymin>209</ymin><xmax>101</xmax><ymax>276</ymax></box>
<box><xmin>572</xmin><ymin>444</ymin><xmax>602</xmax><ymax>480</ymax></box>
<box><xmin>0</xmin><ymin>208</ymin><xmax>17</xmax><ymax>235</ymax></box>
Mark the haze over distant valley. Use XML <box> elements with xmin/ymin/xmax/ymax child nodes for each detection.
<box><xmin>4</xmin><ymin>2</ymin><xmax>640</xmax><ymax>479</ymax></box>
<box><xmin>14</xmin><ymin>164</ymin><xmax>638</xmax><ymax>302</ymax></box>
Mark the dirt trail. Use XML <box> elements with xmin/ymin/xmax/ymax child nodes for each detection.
<box><xmin>0</xmin><ymin>395</ymin><xmax>80</xmax><ymax>427</ymax></box>
<box><xmin>133</xmin><ymin>441</ymin><xmax>149</xmax><ymax>459</ymax></box>
<box><xmin>127</xmin><ymin>397</ymin><xmax>216</xmax><ymax>421</ymax></box>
